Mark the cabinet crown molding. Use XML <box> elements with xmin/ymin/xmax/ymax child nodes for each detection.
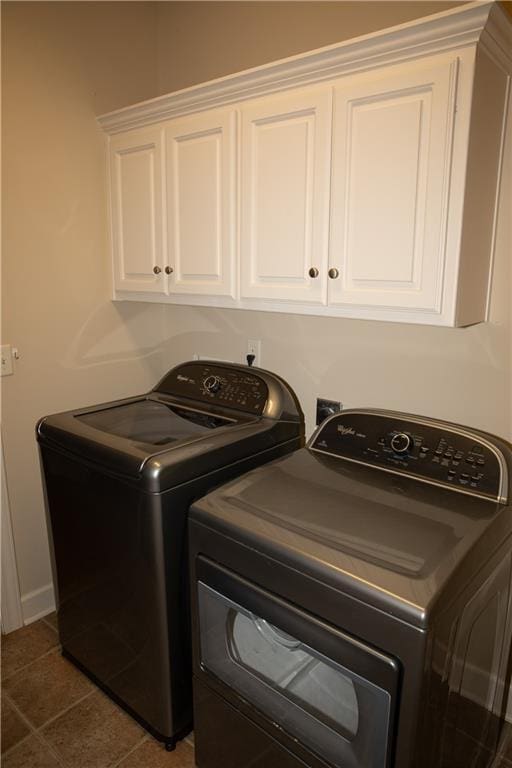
<box><xmin>98</xmin><ymin>0</ymin><xmax>511</xmax><ymax>135</ymax></box>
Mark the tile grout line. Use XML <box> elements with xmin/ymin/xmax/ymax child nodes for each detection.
<box><xmin>1</xmin><ymin>693</ymin><xmax>68</xmax><ymax>767</ymax></box>
<box><xmin>2</xmin><ymin>683</ymin><xmax>97</xmax><ymax>765</ymax></box>
<box><xmin>2</xmin><ymin>642</ymin><xmax>61</xmax><ymax>685</ymax></box>
<box><xmin>29</xmin><ymin>730</ymin><xmax>69</xmax><ymax>768</ymax></box>
<box><xmin>41</xmin><ymin>615</ymin><xmax>58</xmax><ymax>633</ymax></box>
<box><xmin>23</xmin><ymin>686</ymin><xmax>97</xmax><ymax>732</ymax></box>
<box><xmin>109</xmin><ymin>733</ymin><xmax>151</xmax><ymax>768</ymax></box>
<box><xmin>3</xmin><ymin>684</ymin><xmax>163</xmax><ymax>768</ymax></box>
<box><xmin>1</xmin><ymin>732</ymin><xmax>35</xmax><ymax>760</ymax></box>
<box><xmin>3</xmin><ymin>676</ymin><xmax>158</xmax><ymax>767</ymax></box>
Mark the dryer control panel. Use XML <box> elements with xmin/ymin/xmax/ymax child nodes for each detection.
<box><xmin>310</xmin><ymin>410</ymin><xmax>508</xmax><ymax>503</ymax></box>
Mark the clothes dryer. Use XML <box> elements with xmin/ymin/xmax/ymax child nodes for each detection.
<box><xmin>189</xmin><ymin>409</ymin><xmax>512</xmax><ymax>768</ymax></box>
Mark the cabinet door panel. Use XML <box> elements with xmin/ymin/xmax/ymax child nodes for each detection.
<box><xmin>241</xmin><ymin>88</ymin><xmax>331</xmax><ymax>305</ymax></box>
<box><xmin>110</xmin><ymin>128</ymin><xmax>166</xmax><ymax>294</ymax></box>
<box><xmin>330</xmin><ymin>56</ymin><xmax>459</xmax><ymax>313</ymax></box>
<box><xmin>166</xmin><ymin>110</ymin><xmax>236</xmax><ymax>298</ymax></box>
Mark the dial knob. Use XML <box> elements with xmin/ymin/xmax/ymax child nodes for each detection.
<box><xmin>390</xmin><ymin>432</ymin><xmax>412</xmax><ymax>454</ymax></box>
<box><xmin>203</xmin><ymin>375</ymin><xmax>221</xmax><ymax>394</ymax></box>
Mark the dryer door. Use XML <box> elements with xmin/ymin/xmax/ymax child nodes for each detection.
<box><xmin>196</xmin><ymin>557</ymin><xmax>399</xmax><ymax>768</ymax></box>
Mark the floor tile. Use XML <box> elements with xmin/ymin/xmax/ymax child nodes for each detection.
<box><xmin>41</xmin><ymin>689</ymin><xmax>144</xmax><ymax>768</ymax></box>
<box><xmin>1</xmin><ymin>621</ymin><xmax>59</xmax><ymax>681</ymax></box>
<box><xmin>117</xmin><ymin>738</ymin><xmax>195</xmax><ymax>768</ymax></box>
<box><xmin>3</xmin><ymin>648</ymin><xmax>94</xmax><ymax>728</ymax></box>
<box><xmin>1</xmin><ymin>695</ymin><xmax>30</xmax><ymax>754</ymax></box>
<box><xmin>496</xmin><ymin>729</ymin><xmax>512</xmax><ymax>766</ymax></box>
<box><xmin>2</xmin><ymin>734</ymin><xmax>61</xmax><ymax>768</ymax></box>
<box><xmin>501</xmin><ymin>726</ymin><xmax>512</xmax><ymax>760</ymax></box>
<box><xmin>43</xmin><ymin>612</ymin><xmax>58</xmax><ymax>632</ymax></box>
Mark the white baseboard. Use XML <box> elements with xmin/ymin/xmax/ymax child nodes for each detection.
<box><xmin>1</xmin><ymin>433</ymin><xmax>24</xmax><ymax>634</ymax></box>
<box><xmin>21</xmin><ymin>583</ymin><xmax>55</xmax><ymax>625</ymax></box>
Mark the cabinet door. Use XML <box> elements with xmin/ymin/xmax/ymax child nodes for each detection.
<box><xmin>240</xmin><ymin>87</ymin><xmax>331</xmax><ymax>305</ymax></box>
<box><xmin>329</xmin><ymin>55</ymin><xmax>459</xmax><ymax>314</ymax></box>
<box><xmin>110</xmin><ymin>127</ymin><xmax>166</xmax><ymax>294</ymax></box>
<box><xmin>166</xmin><ymin>110</ymin><xmax>236</xmax><ymax>298</ymax></box>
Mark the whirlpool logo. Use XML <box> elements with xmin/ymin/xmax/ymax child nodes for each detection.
<box><xmin>337</xmin><ymin>425</ymin><xmax>356</xmax><ymax>436</ymax></box>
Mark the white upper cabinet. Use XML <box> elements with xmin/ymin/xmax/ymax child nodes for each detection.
<box><xmin>240</xmin><ymin>87</ymin><xmax>331</xmax><ymax>305</ymax></box>
<box><xmin>100</xmin><ymin>1</ymin><xmax>511</xmax><ymax>325</ymax></box>
<box><xmin>329</xmin><ymin>54</ymin><xmax>459</xmax><ymax>318</ymax></box>
<box><xmin>165</xmin><ymin>109</ymin><xmax>237</xmax><ymax>299</ymax></box>
<box><xmin>110</xmin><ymin>127</ymin><xmax>166</xmax><ymax>294</ymax></box>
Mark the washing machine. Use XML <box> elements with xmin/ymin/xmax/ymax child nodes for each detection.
<box><xmin>189</xmin><ymin>408</ymin><xmax>512</xmax><ymax>768</ymax></box>
<box><xmin>37</xmin><ymin>360</ymin><xmax>304</xmax><ymax>749</ymax></box>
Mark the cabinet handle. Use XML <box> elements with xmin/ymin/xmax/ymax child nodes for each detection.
<box><xmin>165</xmin><ymin>266</ymin><xmax>174</xmax><ymax>275</ymax></box>
<box><xmin>328</xmin><ymin>267</ymin><xmax>340</xmax><ymax>279</ymax></box>
<box><xmin>308</xmin><ymin>267</ymin><xmax>319</xmax><ymax>278</ymax></box>
<box><xmin>153</xmin><ymin>266</ymin><xmax>162</xmax><ymax>275</ymax></box>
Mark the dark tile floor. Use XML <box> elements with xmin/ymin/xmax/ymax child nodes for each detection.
<box><xmin>493</xmin><ymin>722</ymin><xmax>512</xmax><ymax>768</ymax></box>
<box><xmin>1</xmin><ymin>615</ymin><xmax>195</xmax><ymax>768</ymax></box>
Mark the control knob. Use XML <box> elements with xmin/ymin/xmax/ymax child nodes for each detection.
<box><xmin>390</xmin><ymin>432</ymin><xmax>412</xmax><ymax>454</ymax></box>
<box><xmin>203</xmin><ymin>375</ymin><xmax>221</xmax><ymax>394</ymax></box>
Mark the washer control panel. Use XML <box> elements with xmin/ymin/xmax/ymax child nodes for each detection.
<box><xmin>310</xmin><ymin>411</ymin><xmax>508</xmax><ymax>503</ymax></box>
<box><xmin>157</xmin><ymin>363</ymin><xmax>269</xmax><ymax>414</ymax></box>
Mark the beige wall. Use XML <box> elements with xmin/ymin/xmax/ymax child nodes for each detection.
<box><xmin>2</xmin><ymin>1</ymin><xmax>511</xmax><ymax>621</ymax></box>
<box><xmin>1</xmin><ymin>2</ymin><xmax>162</xmax><ymax>610</ymax></box>
<box><xmin>156</xmin><ymin>1</ymin><xmax>464</xmax><ymax>93</ymax></box>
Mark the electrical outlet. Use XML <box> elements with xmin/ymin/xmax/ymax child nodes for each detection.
<box><xmin>316</xmin><ymin>398</ymin><xmax>342</xmax><ymax>425</ymax></box>
<box><xmin>1</xmin><ymin>345</ymin><xmax>13</xmax><ymax>376</ymax></box>
<box><xmin>246</xmin><ymin>339</ymin><xmax>261</xmax><ymax>368</ymax></box>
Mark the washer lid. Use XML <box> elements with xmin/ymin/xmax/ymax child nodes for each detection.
<box><xmin>191</xmin><ymin>447</ymin><xmax>512</xmax><ymax>628</ymax></box>
<box><xmin>37</xmin><ymin>394</ymin><xmax>268</xmax><ymax>490</ymax></box>
<box><xmin>37</xmin><ymin>360</ymin><xmax>304</xmax><ymax>491</ymax></box>
<box><xmin>76</xmin><ymin>399</ymin><xmax>234</xmax><ymax>446</ymax></box>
